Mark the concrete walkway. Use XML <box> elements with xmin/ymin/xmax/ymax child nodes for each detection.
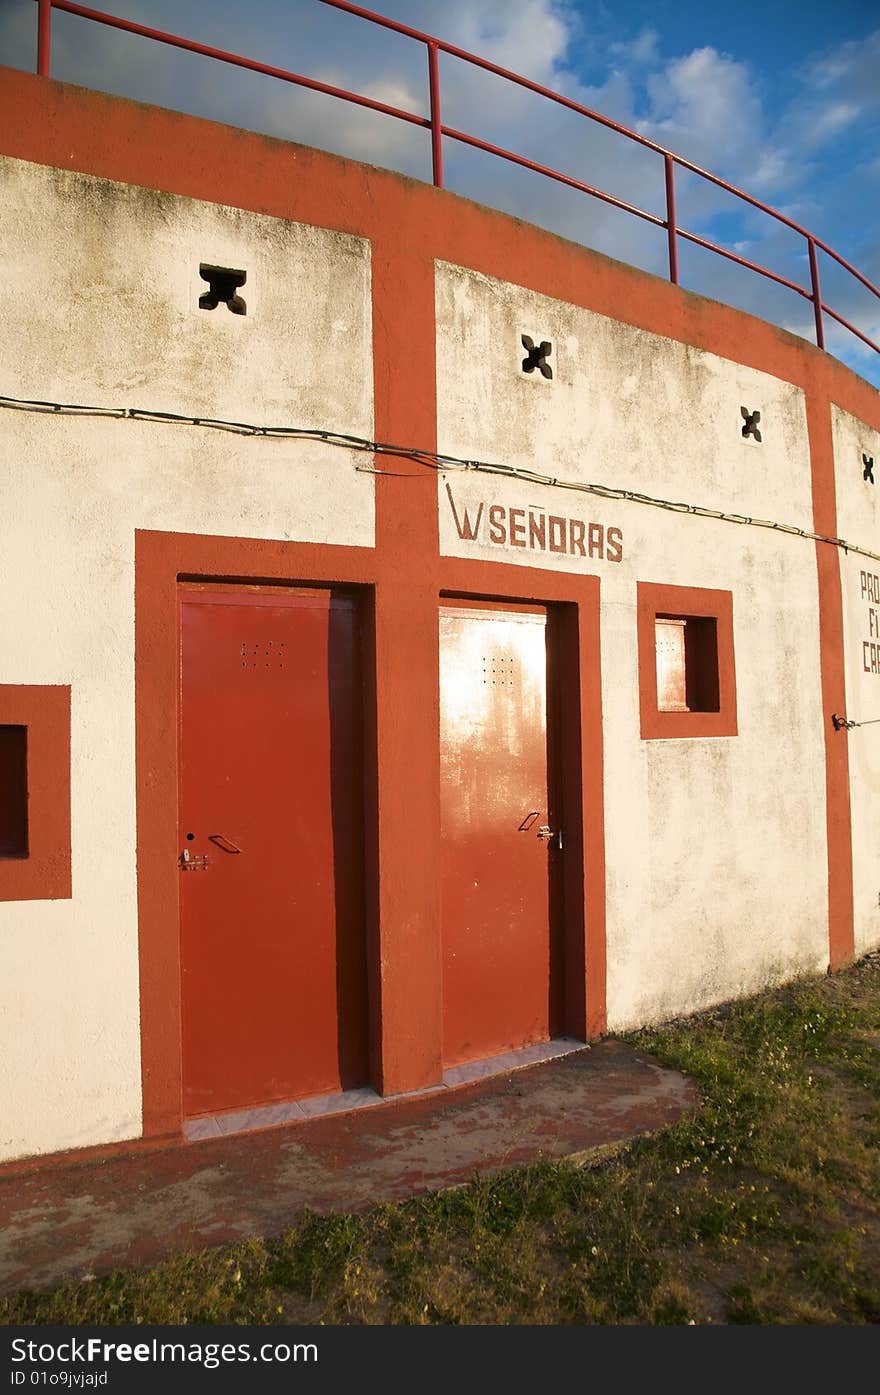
<box><xmin>0</xmin><ymin>1041</ymin><xmax>698</xmax><ymax>1297</ymax></box>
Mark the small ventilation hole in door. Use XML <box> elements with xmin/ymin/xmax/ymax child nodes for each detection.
<box><xmin>240</xmin><ymin>640</ymin><xmax>286</xmax><ymax>670</ymax></box>
<box><xmin>481</xmin><ymin>655</ymin><xmax>516</xmax><ymax>687</ymax></box>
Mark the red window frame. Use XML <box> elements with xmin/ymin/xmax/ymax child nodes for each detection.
<box><xmin>0</xmin><ymin>685</ymin><xmax>71</xmax><ymax>900</ymax></box>
<box><xmin>637</xmin><ymin>583</ymin><xmax>737</xmax><ymax>739</ymax></box>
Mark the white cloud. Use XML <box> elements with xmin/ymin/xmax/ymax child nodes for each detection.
<box><xmin>0</xmin><ymin>0</ymin><xmax>876</xmax><ymax>381</ymax></box>
<box><xmin>381</xmin><ymin>0</ymin><xmax>577</xmax><ymax>85</ymax></box>
<box><xmin>609</xmin><ymin>27</ymin><xmax>659</xmax><ymax>69</ymax></box>
<box><xmin>778</xmin><ymin>30</ymin><xmax>880</xmax><ymax>161</ymax></box>
<box><xmin>639</xmin><ymin>47</ymin><xmax>768</xmax><ymax>179</ymax></box>
<box><xmin>308</xmin><ymin>71</ymin><xmax>424</xmax><ymax>117</ymax></box>
<box><xmin>806</xmin><ymin>29</ymin><xmax>880</xmax><ymax>103</ymax></box>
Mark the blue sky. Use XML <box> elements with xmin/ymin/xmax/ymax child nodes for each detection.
<box><xmin>2</xmin><ymin>0</ymin><xmax>879</xmax><ymax>385</ymax></box>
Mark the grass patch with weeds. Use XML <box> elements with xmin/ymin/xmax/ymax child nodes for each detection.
<box><xmin>3</xmin><ymin>953</ymin><xmax>880</xmax><ymax>1326</ymax></box>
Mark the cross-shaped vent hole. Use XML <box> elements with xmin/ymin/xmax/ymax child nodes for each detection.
<box><xmin>199</xmin><ymin>264</ymin><xmax>247</xmax><ymax>315</ymax></box>
<box><xmin>521</xmin><ymin>335</ymin><xmax>553</xmax><ymax>379</ymax></box>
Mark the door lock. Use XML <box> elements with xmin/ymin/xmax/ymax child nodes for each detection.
<box><xmin>537</xmin><ymin>826</ymin><xmax>563</xmax><ymax>850</ymax></box>
<box><xmin>179</xmin><ymin>848</ymin><xmax>209</xmax><ymax>871</ymax></box>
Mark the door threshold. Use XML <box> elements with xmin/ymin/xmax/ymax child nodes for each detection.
<box><xmin>184</xmin><ymin>1085</ymin><xmax>383</xmax><ymax>1141</ymax></box>
<box><xmin>184</xmin><ymin>1038</ymin><xmax>588</xmax><ymax>1143</ymax></box>
<box><xmin>442</xmin><ymin>1036</ymin><xmax>587</xmax><ymax>1087</ymax></box>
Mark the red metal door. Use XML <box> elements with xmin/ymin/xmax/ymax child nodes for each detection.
<box><xmin>439</xmin><ymin>602</ymin><xmax>560</xmax><ymax>1068</ymax></box>
<box><xmin>179</xmin><ymin>587</ymin><xmax>367</xmax><ymax>1117</ymax></box>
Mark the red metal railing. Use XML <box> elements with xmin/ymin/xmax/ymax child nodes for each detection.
<box><xmin>31</xmin><ymin>0</ymin><xmax>880</xmax><ymax>362</ymax></box>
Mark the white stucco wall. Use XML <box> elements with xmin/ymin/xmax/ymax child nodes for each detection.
<box><xmin>1</xmin><ymin>153</ymin><xmax>855</xmax><ymax>1162</ymax></box>
<box><xmin>0</xmin><ymin>157</ymin><xmax>373</xmax><ymax>1162</ymax></box>
<box><xmin>832</xmin><ymin>403</ymin><xmax>880</xmax><ymax>960</ymax></box>
<box><xmin>435</xmin><ymin>261</ymin><xmax>829</xmax><ymax>1030</ymax></box>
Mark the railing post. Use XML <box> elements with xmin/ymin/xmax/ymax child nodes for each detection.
<box><xmin>808</xmin><ymin>237</ymin><xmax>825</xmax><ymax>351</ymax></box>
<box><xmin>664</xmin><ymin>153</ymin><xmax>679</xmax><ymax>285</ymax></box>
<box><xmin>37</xmin><ymin>0</ymin><xmax>52</xmax><ymax>76</ymax></box>
<box><xmin>427</xmin><ymin>41</ymin><xmax>443</xmax><ymax>188</ymax></box>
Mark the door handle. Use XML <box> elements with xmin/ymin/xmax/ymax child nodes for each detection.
<box><xmin>208</xmin><ymin>834</ymin><xmax>242</xmax><ymax>854</ymax></box>
<box><xmin>537</xmin><ymin>826</ymin><xmax>563</xmax><ymax>850</ymax></box>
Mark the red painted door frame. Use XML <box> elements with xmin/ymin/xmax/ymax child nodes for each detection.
<box><xmin>135</xmin><ymin>532</ymin><xmax>605</xmax><ymax>1141</ymax></box>
<box><xmin>136</xmin><ymin>534</ymin><xmax>383</xmax><ymax>1138</ymax></box>
<box><xmin>440</xmin><ymin>578</ymin><xmax>605</xmax><ymax>1048</ymax></box>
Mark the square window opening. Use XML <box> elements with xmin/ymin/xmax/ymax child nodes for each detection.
<box><xmin>655</xmin><ymin>615</ymin><xmax>720</xmax><ymax>714</ymax></box>
<box><xmin>638</xmin><ymin>583</ymin><xmax>735</xmax><ymax>739</ymax></box>
<box><xmin>0</xmin><ymin>724</ymin><xmax>28</xmax><ymax>858</ymax></box>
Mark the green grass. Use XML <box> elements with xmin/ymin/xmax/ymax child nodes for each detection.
<box><xmin>3</xmin><ymin>952</ymin><xmax>880</xmax><ymax>1325</ymax></box>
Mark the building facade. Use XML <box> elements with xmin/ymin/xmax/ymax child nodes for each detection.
<box><xmin>1</xmin><ymin>68</ymin><xmax>878</xmax><ymax>1167</ymax></box>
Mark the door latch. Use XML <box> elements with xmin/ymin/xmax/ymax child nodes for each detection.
<box><xmin>537</xmin><ymin>826</ymin><xmax>563</xmax><ymax>850</ymax></box>
<box><xmin>208</xmin><ymin>834</ymin><xmax>242</xmax><ymax>854</ymax></box>
<box><xmin>179</xmin><ymin>848</ymin><xmax>209</xmax><ymax>871</ymax></box>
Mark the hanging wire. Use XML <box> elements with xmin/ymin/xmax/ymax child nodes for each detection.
<box><xmin>7</xmin><ymin>389</ymin><xmax>880</xmax><ymax>738</ymax></box>
<box><xmin>2</xmin><ymin>390</ymin><xmax>879</xmax><ymax>564</ymax></box>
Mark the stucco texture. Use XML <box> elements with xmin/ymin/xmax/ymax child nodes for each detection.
<box><xmin>435</xmin><ymin>262</ymin><xmax>829</xmax><ymax>1030</ymax></box>
<box><xmin>0</xmin><ymin>156</ymin><xmax>373</xmax><ymax>1161</ymax></box>
<box><xmin>832</xmin><ymin>404</ymin><xmax>880</xmax><ymax>960</ymax></box>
